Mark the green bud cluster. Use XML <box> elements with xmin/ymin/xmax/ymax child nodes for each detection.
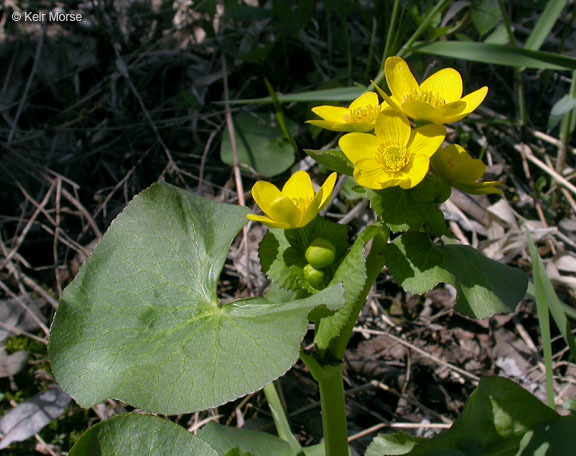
<box><xmin>303</xmin><ymin>238</ymin><xmax>336</xmax><ymax>288</ymax></box>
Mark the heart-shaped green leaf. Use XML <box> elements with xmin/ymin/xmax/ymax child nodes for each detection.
<box><xmin>69</xmin><ymin>413</ymin><xmax>217</xmax><ymax>456</ymax></box>
<box><xmin>384</xmin><ymin>232</ymin><xmax>527</xmax><ymax>319</ymax></box>
<box><xmin>366</xmin><ymin>377</ymin><xmax>564</xmax><ymax>456</ymax></box>
<box><xmin>220</xmin><ymin>113</ymin><xmax>297</xmax><ymax>177</ymax></box>
<box><xmin>197</xmin><ymin>422</ymin><xmax>293</xmax><ymax>456</ymax></box>
<box><xmin>49</xmin><ymin>183</ymin><xmax>344</xmax><ymax>414</ymax></box>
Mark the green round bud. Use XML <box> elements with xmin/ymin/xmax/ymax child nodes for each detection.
<box><xmin>303</xmin><ymin>264</ymin><xmax>325</xmax><ymax>288</ymax></box>
<box><xmin>305</xmin><ymin>238</ymin><xmax>336</xmax><ymax>269</ymax></box>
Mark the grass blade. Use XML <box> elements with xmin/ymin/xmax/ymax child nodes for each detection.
<box><xmin>526</xmin><ymin>231</ymin><xmax>558</xmax><ymax>409</ymax></box>
<box><xmin>409</xmin><ymin>41</ymin><xmax>576</xmax><ymax>70</ymax></box>
<box><xmin>223</xmin><ymin>86</ymin><xmax>365</xmax><ymax>105</ymax></box>
<box><xmin>525</xmin><ymin>0</ymin><xmax>570</xmax><ymax>51</ymax></box>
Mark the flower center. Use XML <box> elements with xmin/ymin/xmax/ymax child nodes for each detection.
<box><xmin>402</xmin><ymin>90</ymin><xmax>446</xmax><ymax>108</ymax></box>
<box><xmin>377</xmin><ymin>143</ymin><xmax>410</xmax><ymax>172</ymax></box>
<box><xmin>343</xmin><ymin>104</ymin><xmax>380</xmax><ymax>123</ymax></box>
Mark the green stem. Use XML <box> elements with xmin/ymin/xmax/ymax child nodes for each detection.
<box><xmin>373</xmin><ymin>0</ymin><xmax>451</xmax><ymax>86</ymax></box>
<box><xmin>263</xmin><ymin>382</ymin><xmax>304</xmax><ymax>455</ymax></box>
<box><xmin>301</xmin><ymin>353</ymin><xmax>349</xmax><ymax>456</ymax></box>
<box><xmin>330</xmin><ymin>228</ymin><xmax>388</xmax><ymax>360</ymax></box>
<box><xmin>497</xmin><ymin>0</ymin><xmax>527</xmax><ymax>126</ymax></box>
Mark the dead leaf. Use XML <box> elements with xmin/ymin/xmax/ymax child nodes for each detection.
<box><xmin>0</xmin><ymin>387</ymin><xmax>70</xmax><ymax>449</ymax></box>
<box><xmin>0</xmin><ymin>297</ymin><xmax>46</xmax><ymax>343</ymax></box>
<box><xmin>0</xmin><ymin>351</ymin><xmax>28</xmax><ymax>378</ymax></box>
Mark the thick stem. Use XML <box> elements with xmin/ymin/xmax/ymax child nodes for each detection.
<box><xmin>301</xmin><ymin>352</ymin><xmax>350</xmax><ymax>456</ymax></box>
<box><xmin>317</xmin><ymin>363</ymin><xmax>349</xmax><ymax>456</ymax></box>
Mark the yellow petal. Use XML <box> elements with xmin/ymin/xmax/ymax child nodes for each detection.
<box><xmin>437</xmin><ymin>100</ymin><xmax>466</xmax><ymax>120</ymax></box>
<box><xmin>398</xmin><ymin>155</ymin><xmax>429</xmax><ymax>189</ymax></box>
<box><xmin>339</xmin><ymin>133</ymin><xmax>379</xmax><ymax>163</ymax></box>
<box><xmin>385</xmin><ymin>57</ymin><xmax>420</xmax><ymax>100</ymax></box>
<box><xmin>282</xmin><ymin>171</ymin><xmax>314</xmax><ymax>201</ymax></box>
<box><xmin>354</xmin><ymin>158</ymin><xmax>403</xmax><ymax>189</ymax></box>
<box><xmin>420</xmin><ymin>68</ymin><xmax>463</xmax><ymax>103</ymax></box>
<box><xmin>348</xmin><ymin>92</ymin><xmax>379</xmax><ymax>111</ymax></box>
<box><xmin>401</xmin><ymin>100</ymin><xmax>444</xmax><ymax>124</ymax></box>
<box><xmin>311</xmin><ymin>105</ymin><xmax>349</xmax><ymax>122</ymax></box>
<box><xmin>299</xmin><ymin>196</ymin><xmax>322</xmax><ymax>227</ymax></box>
<box><xmin>443</xmin><ymin>86</ymin><xmax>488</xmax><ymax>123</ymax></box>
<box><xmin>269</xmin><ymin>197</ymin><xmax>302</xmax><ymax>228</ymax></box>
<box><xmin>372</xmin><ymin>81</ymin><xmax>403</xmax><ymax>112</ymax></box>
<box><xmin>251</xmin><ymin>181</ymin><xmax>283</xmax><ymax>217</ymax></box>
<box><xmin>375</xmin><ymin>110</ymin><xmax>411</xmax><ymax>146</ymax></box>
<box><xmin>246</xmin><ymin>214</ymin><xmax>290</xmax><ymax>229</ymax></box>
<box><xmin>409</xmin><ymin>124</ymin><xmax>446</xmax><ymax>157</ymax></box>
<box><xmin>317</xmin><ymin>172</ymin><xmax>338</xmax><ymax>210</ymax></box>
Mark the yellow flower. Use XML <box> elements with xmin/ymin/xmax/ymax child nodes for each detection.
<box><xmin>306</xmin><ymin>92</ymin><xmax>385</xmax><ymax>132</ymax></box>
<box><xmin>431</xmin><ymin>144</ymin><xmax>501</xmax><ymax>195</ymax></box>
<box><xmin>247</xmin><ymin>171</ymin><xmax>338</xmax><ymax>229</ymax></box>
<box><xmin>339</xmin><ymin>109</ymin><xmax>446</xmax><ymax>190</ymax></box>
<box><xmin>373</xmin><ymin>56</ymin><xmax>488</xmax><ymax>124</ymax></box>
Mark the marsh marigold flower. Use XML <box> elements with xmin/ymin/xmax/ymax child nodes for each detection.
<box><xmin>306</xmin><ymin>92</ymin><xmax>385</xmax><ymax>132</ymax></box>
<box><xmin>247</xmin><ymin>171</ymin><xmax>337</xmax><ymax>229</ymax></box>
<box><xmin>339</xmin><ymin>109</ymin><xmax>446</xmax><ymax>190</ymax></box>
<box><xmin>431</xmin><ymin>144</ymin><xmax>501</xmax><ymax>195</ymax></box>
<box><xmin>373</xmin><ymin>56</ymin><xmax>488</xmax><ymax>125</ymax></box>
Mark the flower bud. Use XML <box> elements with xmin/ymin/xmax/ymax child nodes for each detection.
<box><xmin>305</xmin><ymin>238</ymin><xmax>336</xmax><ymax>269</ymax></box>
<box><xmin>303</xmin><ymin>264</ymin><xmax>325</xmax><ymax>288</ymax></box>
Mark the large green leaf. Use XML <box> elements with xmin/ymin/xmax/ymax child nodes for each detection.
<box><xmin>384</xmin><ymin>233</ymin><xmax>527</xmax><ymax>319</ymax></box>
<box><xmin>367</xmin><ymin>377</ymin><xmax>565</xmax><ymax>456</ymax></box>
<box><xmin>69</xmin><ymin>413</ymin><xmax>217</xmax><ymax>456</ymax></box>
<box><xmin>49</xmin><ymin>183</ymin><xmax>344</xmax><ymax>415</ymax></box>
<box><xmin>409</xmin><ymin>41</ymin><xmax>576</xmax><ymax>70</ymax></box>
<box><xmin>220</xmin><ymin>113</ymin><xmax>297</xmax><ymax>177</ymax></box>
<box><xmin>197</xmin><ymin>422</ymin><xmax>293</xmax><ymax>456</ymax></box>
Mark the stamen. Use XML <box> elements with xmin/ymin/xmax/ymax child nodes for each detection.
<box><xmin>402</xmin><ymin>90</ymin><xmax>446</xmax><ymax>108</ymax></box>
<box><xmin>343</xmin><ymin>104</ymin><xmax>380</xmax><ymax>123</ymax></box>
<box><xmin>377</xmin><ymin>143</ymin><xmax>410</xmax><ymax>172</ymax></box>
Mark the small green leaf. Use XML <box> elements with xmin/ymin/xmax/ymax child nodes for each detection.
<box><xmin>220</xmin><ymin>113</ymin><xmax>297</xmax><ymax>177</ymax></box>
<box><xmin>258</xmin><ymin>218</ymin><xmax>349</xmax><ymax>292</ymax></box>
<box><xmin>49</xmin><ymin>183</ymin><xmax>345</xmax><ymax>415</ymax></box>
<box><xmin>368</xmin><ymin>177</ymin><xmax>447</xmax><ymax>234</ymax></box>
<box><xmin>302</xmin><ymin>444</ymin><xmax>325</xmax><ymax>456</ymax></box>
<box><xmin>304</xmin><ymin>149</ymin><xmax>354</xmax><ymax>176</ymax></box>
<box><xmin>548</xmin><ymin>95</ymin><xmax>576</xmax><ymax>131</ymax></box>
<box><xmin>470</xmin><ymin>0</ymin><xmax>500</xmax><ymax>37</ymax></box>
<box><xmin>69</xmin><ymin>413</ymin><xmax>217</xmax><ymax>456</ymax></box>
<box><xmin>197</xmin><ymin>422</ymin><xmax>293</xmax><ymax>456</ymax></box>
<box><xmin>365</xmin><ymin>432</ymin><xmax>426</xmax><ymax>456</ymax></box>
<box><xmin>384</xmin><ymin>233</ymin><xmax>527</xmax><ymax>319</ymax></box>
